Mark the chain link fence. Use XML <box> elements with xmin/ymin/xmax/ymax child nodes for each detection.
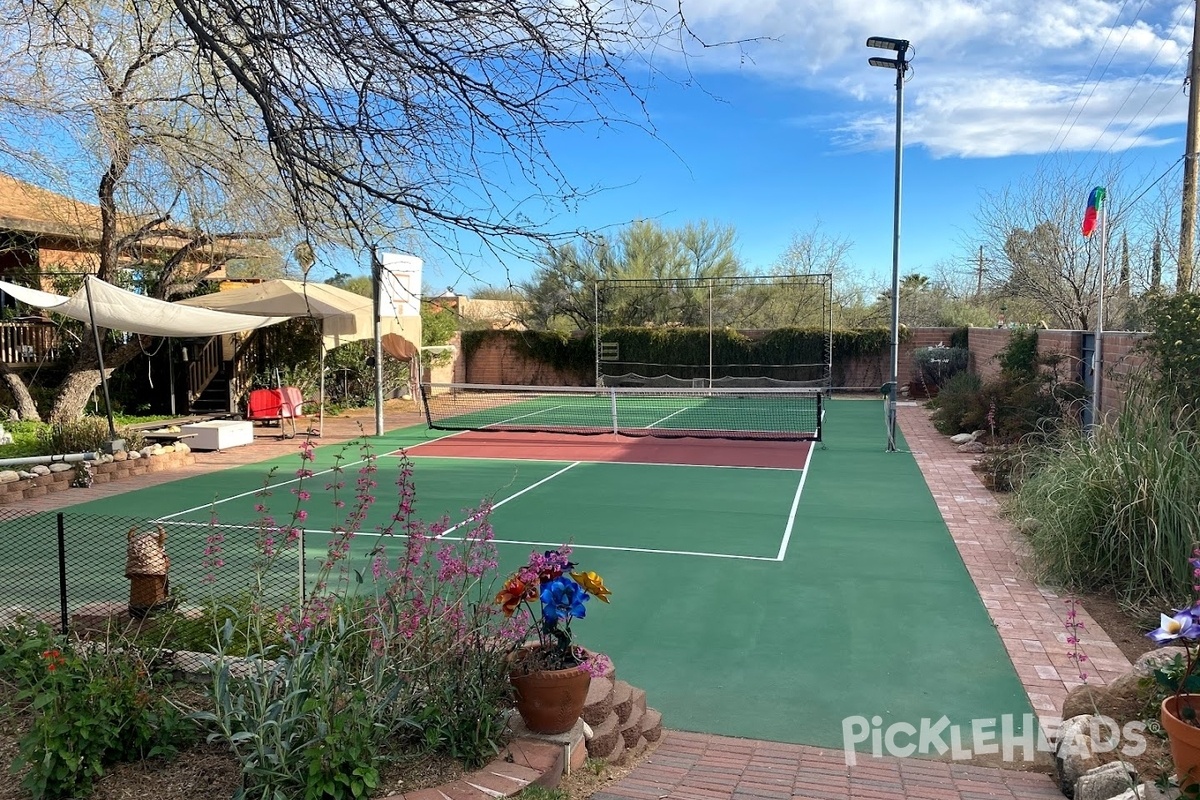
<box><xmin>0</xmin><ymin>508</ymin><xmax>305</xmax><ymax>645</ymax></box>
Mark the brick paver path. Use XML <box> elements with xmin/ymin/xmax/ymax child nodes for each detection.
<box><xmin>593</xmin><ymin>401</ymin><xmax>1132</xmax><ymax>799</ymax></box>
<box><xmin>592</xmin><ymin>731</ymin><xmax>1064</xmax><ymax>800</ymax></box>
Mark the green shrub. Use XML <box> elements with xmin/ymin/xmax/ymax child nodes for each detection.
<box><xmin>35</xmin><ymin>418</ymin><xmax>145</xmax><ymax>454</ymax></box>
<box><xmin>1011</xmin><ymin>387</ymin><xmax>1200</xmax><ymax>607</ymax></box>
<box><xmin>3</xmin><ymin>622</ymin><xmax>194</xmax><ymax>800</ymax></box>
<box><xmin>912</xmin><ymin>346</ymin><xmax>969</xmax><ymax>390</ymax></box>
<box><xmin>930</xmin><ymin>371</ymin><xmax>984</xmax><ymax>434</ymax></box>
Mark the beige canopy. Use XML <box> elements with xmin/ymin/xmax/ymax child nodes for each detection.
<box><xmin>178</xmin><ymin>278</ymin><xmax>422</xmax><ymax>435</ymax></box>
<box><xmin>176</xmin><ymin>279</ymin><xmax>420</xmax><ymax>360</ymax></box>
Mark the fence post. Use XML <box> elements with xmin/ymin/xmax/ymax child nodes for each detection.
<box><xmin>57</xmin><ymin>513</ymin><xmax>68</xmax><ymax>636</ymax></box>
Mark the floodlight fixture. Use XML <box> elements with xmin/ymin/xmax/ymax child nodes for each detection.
<box><xmin>866</xmin><ymin>36</ymin><xmax>909</xmax><ymax>52</ymax></box>
<box><xmin>868</xmin><ymin>57</ymin><xmax>902</xmax><ymax>69</ymax></box>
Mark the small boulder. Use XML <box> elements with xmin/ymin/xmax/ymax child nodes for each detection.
<box><xmin>1133</xmin><ymin>647</ymin><xmax>1189</xmax><ymax>678</ymax></box>
<box><xmin>1056</xmin><ymin>715</ymin><xmax>1104</xmax><ymax>794</ymax></box>
<box><xmin>1074</xmin><ymin>761</ymin><xmax>1138</xmax><ymax>800</ymax></box>
<box><xmin>48</xmin><ymin>463</ymin><xmax>72</xmax><ymax>473</ymax></box>
<box><xmin>30</xmin><ymin>465</ymin><xmax>51</xmax><ymax>476</ymax></box>
<box><xmin>950</xmin><ymin>432</ymin><xmax>977</xmax><ymax>444</ymax></box>
<box><xmin>0</xmin><ymin>470</ymin><xmax>19</xmax><ymax>484</ymax></box>
<box><xmin>175</xmin><ymin>442</ymin><xmax>190</xmax><ymax>454</ymax></box>
<box><xmin>958</xmin><ymin>441</ymin><xmax>986</xmax><ymax>453</ymax></box>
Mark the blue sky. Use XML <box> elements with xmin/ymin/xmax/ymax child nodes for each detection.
<box><xmin>408</xmin><ymin>0</ymin><xmax>1196</xmax><ymax>296</ymax></box>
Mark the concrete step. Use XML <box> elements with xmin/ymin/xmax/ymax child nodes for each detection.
<box><xmin>582</xmin><ymin>675</ymin><xmax>615</xmax><ymax>726</ymax></box>
<box><xmin>611</xmin><ymin>680</ymin><xmax>634</xmax><ymax>724</ymax></box>
<box><xmin>585</xmin><ymin>711</ymin><xmax>621</xmax><ymax>760</ymax></box>
<box><xmin>640</xmin><ymin>708</ymin><xmax>663</xmax><ymax>743</ymax></box>
<box><xmin>620</xmin><ymin>702</ymin><xmax>645</xmax><ymax>748</ymax></box>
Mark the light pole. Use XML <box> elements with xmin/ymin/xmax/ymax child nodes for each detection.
<box><xmin>867</xmin><ymin>35</ymin><xmax>911</xmax><ymax>453</ymax></box>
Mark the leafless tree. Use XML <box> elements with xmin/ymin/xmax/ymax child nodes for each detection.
<box><xmin>168</xmin><ymin>0</ymin><xmax>709</xmax><ymax>270</ymax></box>
<box><xmin>0</xmin><ymin>0</ymin><xmax>300</xmax><ymax>420</ymax></box>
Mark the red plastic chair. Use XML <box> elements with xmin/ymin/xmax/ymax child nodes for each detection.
<box><xmin>247</xmin><ymin>387</ymin><xmax>304</xmax><ymax>438</ymax></box>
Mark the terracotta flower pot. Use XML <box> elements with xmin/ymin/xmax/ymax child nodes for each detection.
<box><xmin>510</xmin><ymin>663</ymin><xmax>591</xmax><ymax>735</ymax></box>
<box><xmin>1162</xmin><ymin>694</ymin><xmax>1200</xmax><ymax>787</ymax></box>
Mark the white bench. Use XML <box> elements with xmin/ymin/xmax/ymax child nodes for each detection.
<box><xmin>180</xmin><ymin>420</ymin><xmax>255</xmax><ymax>451</ymax></box>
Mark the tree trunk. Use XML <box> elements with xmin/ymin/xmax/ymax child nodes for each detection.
<box><xmin>48</xmin><ymin>339</ymin><xmax>145</xmax><ymax>423</ymax></box>
<box><xmin>0</xmin><ymin>365</ymin><xmax>42</xmax><ymax>421</ymax></box>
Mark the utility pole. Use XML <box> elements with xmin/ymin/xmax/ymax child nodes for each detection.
<box><xmin>975</xmin><ymin>245</ymin><xmax>985</xmax><ymax>297</ymax></box>
<box><xmin>1178</xmin><ymin>0</ymin><xmax>1200</xmax><ymax>293</ymax></box>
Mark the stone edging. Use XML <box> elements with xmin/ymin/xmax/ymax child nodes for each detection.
<box><xmin>0</xmin><ymin>444</ymin><xmax>196</xmax><ymax>506</ymax></box>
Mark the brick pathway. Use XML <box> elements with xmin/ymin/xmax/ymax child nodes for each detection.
<box><xmin>592</xmin><ymin>402</ymin><xmax>1132</xmax><ymax>800</ymax></box>
<box><xmin>592</xmin><ymin>731</ymin><xmax>1064</xmax><ymax>800</ymax></box>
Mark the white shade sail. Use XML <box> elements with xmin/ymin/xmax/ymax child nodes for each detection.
<box><xmin>176</xmin><ymin>279</ymin><xmax>421</xmax><ymax>360</ymax></box>
<box><xmin>0</xmin><ymin>276</ymin><xmax>293</xmax><ymax>336</ymax></box>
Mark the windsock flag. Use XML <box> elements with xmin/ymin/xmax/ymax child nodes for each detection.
<box><xmin>1082</xmin><ymin>187</ymin><xmax>1106</xmax><ymax>237</ymax></box>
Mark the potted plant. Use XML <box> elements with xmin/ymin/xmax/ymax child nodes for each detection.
<box><xmin>1148</xmin><ymin>554</ymin><xmax>1200</xmax><ymax>794</ymax></box>
<box><xmin>495</xmin><ymin>546</ymin><xmax>611</xmax><ymax>734</ymax></box>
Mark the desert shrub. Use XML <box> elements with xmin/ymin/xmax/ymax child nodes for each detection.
<box><xmin>929</xmin><ymin>371</ymin><xmax>983</xmax><ymax>434</ymax></box>
<box><xmin>912</xmin><ymin>345</ymin><xmax>969</xmax><ymax>391</ymax></box>
<box><xmin>929</xmin><ymin>328</ymin><xmax>1082</xmax><ymax>441</ymax></box>
<box><xmin>1011</xmin><ymin>386</ymin><xmax>1200</xmax><ymax>608</ymax></box>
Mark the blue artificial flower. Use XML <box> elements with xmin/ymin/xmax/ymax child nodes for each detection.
<box><xmin>541</xmin><ymin>576</ymin><xmax>589</xmax><ymax>625</ymax></box>
<box><xmin>1148</xmin><ymin>610</ymin><xmax>1200</xmax><ymax>644</ymax></box>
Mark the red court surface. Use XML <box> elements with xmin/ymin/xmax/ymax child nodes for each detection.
<box><xmin>406</xmin><ymin>430</ymin><xmax>812</xmax><ymax>469</ymax></box>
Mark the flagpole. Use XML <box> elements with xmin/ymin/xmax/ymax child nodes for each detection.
<box><xmin>1093</xmin><ymin>197</ymin><xmax>1107</xmax><ymax>428</ymax></box>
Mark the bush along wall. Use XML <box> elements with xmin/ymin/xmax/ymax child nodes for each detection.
<box><xmin>460</xmin><ymin>327</ymin><xmax>894</xmax><ymax>385</ymax></box>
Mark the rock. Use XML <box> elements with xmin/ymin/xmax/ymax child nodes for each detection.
<box><xmin>1063</xmin><ymin>685</ymin><xmax>1108</xmax><ymax>721</ymax></box>
<box><xmin>175</xmin><ymin>442</ymin><xmax>190</xmax><ymax>454</ymax></box>
<box><xmin>1133</xmin><ymin>647</ymin><xmax>1189</xmax><ymax>678</ymax></box>
<box><xmin>0</xmin><ymin>424</ymin><xmax>11</xmax><ymax>446</ymax></box>
<box><xmin>113</xmin><ymin>450</ymin><xmax>128</xmax><ymax>462</ymax></box>
<box><xmin>48</xmin><ymin>463</ymin><xmax>72</xmax><ymax>473</ymax></box>
<box><xmin>17</xmin><ymin>471</ymin><xmax>34</xmax><ymax>479</ymax></box>
<box><xmin>0</xmin><ymin>470</ymin><xmax>19</xmax><ymax>484</ymax></box>
<box><xmin>1056</xmin><ymin>715</ymin><xmax>1104</xmax><ymax>794</ymax></box>
<box><xmin>1101</xmin><ymin>673</ymin><xmax>1155</xmax><ymax>722</ymax></box>
<box><xmin>139</xmin><ymin>446</ymin><xmax>156</xmax><ymax>457</ymax></box>
<box><xmin>950</xmin><ymin>432</ymin><xmax>976</xmax><ymax>444</ymax></box>
<box><xmin>128</xmin><ymin>450</ymin><xmax>141</xmax><ymax>459</ymax></box>
<box><xmin>1075</xmin><ymin>761</ymin><xmax>1138</xmax><ymax>800</ymax></box>
<box><xmin>31</xmin><ymin>465</ymin><xmax>51</xmax><ymax>476</ymax></box>
<box><xmin>958</xmin><ymin>441</ymin><xmax>986</xmax><ymax>453</ymax></box>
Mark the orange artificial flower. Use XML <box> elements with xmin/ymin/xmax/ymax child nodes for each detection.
<box><xmin>494</xmin><ymin>577</ymin><xmax>536</xmax><ymax>617</ymax></box>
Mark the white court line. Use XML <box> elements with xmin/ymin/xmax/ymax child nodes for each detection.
<box><xmin>396</xmin><ymin>453</ymin><xmax>803</xmax><ymax>472</ymax></box>
<box><xmin>775</xmin><ymin>441</ymin><xmax>816</xmax><ymax>561</ymax></box>
<box><xmin>155</xmin><ymin>521</ymin><xmax>777</xmax><ymax>562</ymax></box>
<box><xmin>645</xmin><ymin>406</ymin><xmax>691</xmax><ymax>428</ymax></box>
<box><xmin>160</xmin><ymin>406</ymin><xmax>570</xmax><ymax>520</ymax></box>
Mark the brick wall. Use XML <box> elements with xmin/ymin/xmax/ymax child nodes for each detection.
<box><xmin>838</xmin><ymin>327</ymin><xmax>959</xmax><ymax>391</ymax></box>
<box><xmin>1098</xmin><ymin>332</ymin><xmax>1146</xmax><ymax>419</ymax></box>
<box><xmin>967</xmin><ymin>327</ymin><xmax>1145</xmax><ymax>416</ymax></box>
<box><xmin>462</xmin><ymin>334</ymin><xmax>590</xmax><ymax>386</ymax></box>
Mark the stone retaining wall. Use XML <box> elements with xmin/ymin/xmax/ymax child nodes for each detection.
<box><xmin>0</xmin><ymin>444</ymin><xmax>197</xmax><ymax>506</ymax></box>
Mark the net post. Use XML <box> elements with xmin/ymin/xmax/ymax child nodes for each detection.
<box><xmin>419</xmin><ymin>383</ymin><xmax>434</xmax><ymax>428</ymax></box>
<box><xmin>57</xmin><ymin>512</ymin><xmax>68</xmax><ymax>636</ymax></box>
<box><xmin>609</xmin><ymin>386</ymin><xmax>618</xmax><ymax>435</ymax></box>
<box><xmin>816</xmin><ymin>392</ymin><xmax>824</xmax><ymax>443</ymax></box>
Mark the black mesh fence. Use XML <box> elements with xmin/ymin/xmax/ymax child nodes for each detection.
<box><xmin>0</xmin><ymin>508</ymin><xmax>304</xmax><ymax>643</ymax></box>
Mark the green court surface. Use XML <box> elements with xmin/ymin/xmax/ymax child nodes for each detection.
<box><xmin>0</xmin><ymin>399</ymin><xmax>1032</xmax><ymax>750</ymax></box>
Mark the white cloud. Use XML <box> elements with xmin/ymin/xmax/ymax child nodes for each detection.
<box><xmin>671</xmin><ymin>0</ymin><xmax>1193</xmax><ymax>157</ymax></box>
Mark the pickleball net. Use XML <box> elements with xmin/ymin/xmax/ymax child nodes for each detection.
<box><xmin>420</xmin><ymin>383</ymin><xmax>824</xmax><ymax>442</ymax></box>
